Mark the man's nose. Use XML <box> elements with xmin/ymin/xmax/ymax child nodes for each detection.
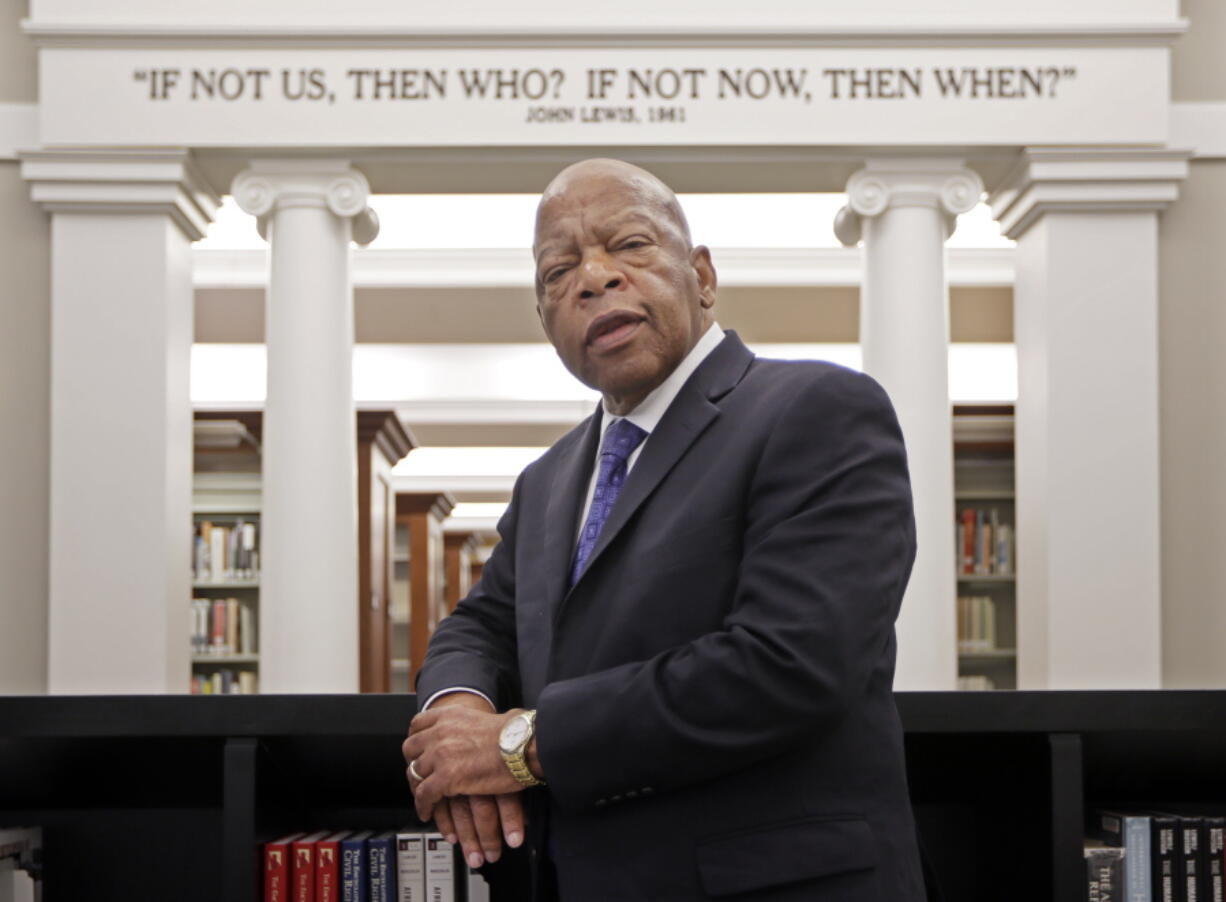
<box><xmin>577</xmin><ymin>253</ymin><xmax>622</xmax><ymax>300</ymax></box>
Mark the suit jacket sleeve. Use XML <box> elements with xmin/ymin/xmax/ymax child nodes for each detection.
<box><xmin>412</xmin><ymin>470</ymin><xmax>525</xmax><ymax>715</ymax></box>
<box><xmin>534</xmin><ymin>366</ymin><xmax>917</xmax><ymax>810</ymax></box>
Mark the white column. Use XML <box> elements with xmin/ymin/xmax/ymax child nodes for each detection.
<box><xmin>231</xmin><ymin>160</ymin><xmax>379</xmax><ymax>693</ymax></box>
<box><xmin>835</xmin><ymin>159</ymin><xmax>983</xmax><ymax>691</ymax></box>
<box><xmin>989</xmin><ymin>148</ymin><xmax>1188</xmax><ymax>690</ymax></box>
<box><xmin>20</xmin><ymin>149</ymin><xmax>218</xmax><ymax>693</ymax></box>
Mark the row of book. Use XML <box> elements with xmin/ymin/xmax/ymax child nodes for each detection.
<box><xmin>1086</xmin><ymin>808</ymin><xmax>1225</xmax><ymax>902</ymax></box>
<box><xmin>191</xmin><ymin>596</ymin><xmax>257</xmax><ymax>657</ymax></box>
<box><xmin>956</xmin><ymin>507</ymin><xmax>1014</xmax><ymax>576</ymax></box>
<box><xmin>194</xmin><ymin>518</ymin><xmax>260</xmax><ymax>582</ymax></box>
<box><xmin>957</xmin><ymin>594</ymin><xmax>998</xmax><ymax>652</ymax></box>
<box><xmin>264</xmin><ymin>829</ymin><xmax>487</xmax><ymax>902</ymax></box>
<box><xmin>190</xmin><ymin>668</ymin><xmax>257</xmax><ymax>694</ymax></box>
<box><xmin>955</xmin><ymin>674</ymin><xmax>996</xmax><ymax>691</ymax></box>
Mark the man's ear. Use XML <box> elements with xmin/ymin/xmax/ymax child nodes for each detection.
<box><xmin>691</xmin><ymin>245</ymin><xmax>717</xmax><ymax>309</ymax></box>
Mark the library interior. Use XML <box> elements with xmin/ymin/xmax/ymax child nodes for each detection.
<box><xmin>2</xmin><ymin>1</ymin><xmax>1226</xmax><ymax>900</ymax></box>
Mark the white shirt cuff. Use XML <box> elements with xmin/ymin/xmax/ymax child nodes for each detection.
<box><xmin>421</xmin><ymin>687</ymin><xmax>496</xmax><ymax>711</ymax></box>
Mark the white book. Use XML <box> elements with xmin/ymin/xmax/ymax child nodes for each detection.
<box><xmin>210</xmin><ymin>526</ymin><xmax>227</xmax><ymax>582</ymax></box>
<box><xmin>424</xmin><ymin>832</ymin><xmax>455</xmax><ymax>902</ymax></box>
<box><xmin>396</xmin><ymin>831</ymin><xmax>425</xmax><ymax>902</ymax></box>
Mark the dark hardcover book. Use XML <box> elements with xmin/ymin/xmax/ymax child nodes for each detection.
<box><xmin>1088</xmin><ymin>809</ymin><xmax>1152</xmax><ymax>902</ymax></box>
<box><xmin>341</xmin><ymin>830</ymin><xmax>374</xmax><ymax>902</ymax></box>
<box><xmin>1087</xmin><ymin>839</ymin><xmax>1126</xmax><ymax>902</ymax></box>
<box><xmin>1141</xmin><ymin>811</ymin><xmax>1181</xmax><ymax>902</ymax></box>
<box><xmin>368</xmin><ymin>830</ymin><xmax>398</xmax><ymax>902</ymax></box>
<box><xmin>1201</xmin><ymin>817</ymin><xmax>1224</xmax><ymax>902</ymax></box>
<box><xmin>1151</xmin><ymin>812</ymin><xmax>1207</xmax><ymax>902</ymax></box>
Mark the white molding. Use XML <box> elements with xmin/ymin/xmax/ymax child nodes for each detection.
<box><xmin>393</xmin><ymin>474</ymin><xmax>516</xmax><ymax>494</ymax></box>
<box><xmin>21</xmin><ymin>21</ymin><xmax>1187</xmax><ymax>48</ymax></box>
<box><xmin>20</xmin><ymin>148</ymin><xmax>221</xmax><ymax>241</ymax></box>
<box><xmin>1171</xmin><ymin>102</ymin><xmax>1226</xmax><ymax>160</ymax></box>
<box><xmin>376</xmin><ymin>399</ymin><xmax>595</xmax><ymax>425</ymax></box>
<box><xmin>194</xmin><ymin>246</ymin><xmax>1016</xmax><ymax>289</ymax></box>
<box><xmin>987</xmin><ymin>146</ymin><xmax>1191</xmax><ymax>239</ymax></box>
<box><xmin>0</xmin><ymin>103</ymin><xmax>37</xmax><ymax>162</ymax></box>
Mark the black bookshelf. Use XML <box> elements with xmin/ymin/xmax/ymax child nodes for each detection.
<box><xmin>3</xmin><ymin>691</ymin><xmax>1225</xmax><ymax>901</ymax></box>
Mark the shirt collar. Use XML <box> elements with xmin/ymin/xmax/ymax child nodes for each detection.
<box><xmin>599</xmin><ymin>321</ymin><xmax>726</xmax><ymax>438</ymax></box>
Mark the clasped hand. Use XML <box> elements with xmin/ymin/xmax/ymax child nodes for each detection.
<box><xmin>402</xmin><ymin>694</ymin><xmax>528</xmax><ymax>869</ymax></box>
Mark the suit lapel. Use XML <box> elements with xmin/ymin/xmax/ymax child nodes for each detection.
<box><xmin>558</xmin><ymin>331</ymin><xmax>755</xmax><ymax>613</ymax></box>
<box><xmin>520</xmin><ymin>405</ymin><xmax>601</xmax><ymax>700</ymax></box>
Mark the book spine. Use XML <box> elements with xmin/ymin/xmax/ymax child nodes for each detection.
<box><xmin>397</xmin><ymin>833</ymin><xmax>425</xmax><ymax>902</ymax></box>
<box><xmin>293</xmin><ymin>841</ymin><xmax>315</xmax><ymax>902</ymax></box>
<box><xmin>317</xmin><ymin>839</ymin><xmax>341</xmax><ymax>902</ymax></box>
<box><xmin>424</xmin><ymin>833</ymin><xmax>455</xmax><ymax>902</ymax></box>
<box><xmin>266</xmin><ymin>843</ymin><xmax>291</xmax><ymax>902</ymax></box>
<box><xmin>369</xmin><ymin>836</ymin><xmax>396</xmax><ymax>902</ymax></box>
<box><xmin>961</xmin><ymin>508</ymin><xmax>975</xmax><ymax>573</ymax></box>
<box><xmin>1204</xmin><ymin>819</ymin><xmax>1224</xmax><ymax>902</ymax></box>
<box><xmin>1182</xmin><ymin>817</ymin><xmax>1204</xmax><ymax>902</ymax></box>
<box><xmin>1153</xmin><ymin>817</ymin><xmax>1178</xmax><ymax>902</ymax></box>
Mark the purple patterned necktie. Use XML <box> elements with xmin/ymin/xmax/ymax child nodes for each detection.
<box><xmin>570</xmin><ymin>417</ymin><xmax>649</xmax><ymax>587</ymax></box>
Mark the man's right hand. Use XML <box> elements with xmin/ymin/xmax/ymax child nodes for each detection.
<box><xmin>406</xmin><ymin>691</ymin><xmax>526</xmax><ymax>869</ymax></box>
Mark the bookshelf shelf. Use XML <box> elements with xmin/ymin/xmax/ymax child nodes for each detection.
<box><xmin>192</xmin><ymin>580</ymin><xmax>260</xmax><ymax>589</ymax></box>
<box><xmin>192</xmin><ymin>654</ymin><xmax>259</xmax><ymax>665</ymax></box>
<box><xmin>4</xmin><ymin>691</ymin><xmax>1224</xmax><ymax>902</ymax></box>
<box><xmin>957</xmin><ymin>648</ymin><xmax>1017</xmax><ymax>659</ymax></box>
<box><xmin>955</xmin><ymin>490</ymin><xmax>1016</xmax><ymax>501</ymax></box>
<box><xmin>956</xmin><ymin>574</ymin><xmax>1015</xmax><ymax>584</ymax></box>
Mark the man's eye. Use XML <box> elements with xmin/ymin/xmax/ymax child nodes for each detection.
<box><xmin>543</xmin><ymin>266</ymin><xmax>568</xmax><ymax>283</ymax></box>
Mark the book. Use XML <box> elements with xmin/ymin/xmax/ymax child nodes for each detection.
<box><xmin>316</xmin><ymin>831</ymin><xmax>350</xmax><ymax>902</ymax></box>
<box><xmin>265</xmin><ymin>833</ymin><xmax>307</xmax><ymax>902</ymax></box>
<box><xmin>341</xmin><ymin>830</ymin><xmax>374</xmax><ymax>902</ymax></box>
<box><xmin>1087</xmin><ymin>809</ymin><xmax>1152</xmax><ymax>902</ymax></box>
<box><xmin>368</xmin><ymin>830</ymin><xmax>398</xmax><ymax>902</ymax></box>
<box><xmin>1087</xmin><ymin>838</ymin><xmax>1126</xmax><ymax>902</ymax></box>
<box><xmin>396</xmin><ymin>831</ymin><xmax>426</xmax><ymax>902</ymax></box>
<box><xmin>424</xmin><ymin>833</ymin><xmax>456</xmax><ymax>902</ymax></box>
<box><xmin>1202</xmin><ymin>817</ymin><xmax>1224</xmax><ymax>902</ymax></box>
<box><xmin>1142</xmin><ymin>812</ymin><xmax>1180</xmax><ymax>902</ymax></box>
<box><xmin>293</xmin><ymin>831</ymin><xmax>333</xmax><ymax>902</ymax></box>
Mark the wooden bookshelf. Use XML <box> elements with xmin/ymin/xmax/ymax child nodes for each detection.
<box><xmin>953</xmin><ymin>404</ymin><xmax>1017</xmax><ymax>691</ymax></box>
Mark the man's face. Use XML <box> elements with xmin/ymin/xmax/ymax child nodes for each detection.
<box><xmin>533</xmin><ymin>167</ymin><xmax>716</xmax><ymax>415</ymax></box>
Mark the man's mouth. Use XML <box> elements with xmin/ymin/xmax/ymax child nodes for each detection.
<box><xmin>585</xmin><ymin>311</ymin><xmax>645</xmax><ymax>350</ymax></box>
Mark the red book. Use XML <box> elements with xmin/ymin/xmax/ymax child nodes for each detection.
<box><xmin>264</xmin><ymin>833</ymin><xmax>306</xmax><ymax>902</ymax></box>
<box><xmin>292</xmin><ymin>831</ymin><xmax>332</xmax><ymax>902</ymax></box>
<box><xmin>960</xmin><ymin>509</ymin><xmax>976</xmax><ymax>574</ymax></box>
<box><xmin>315</xmin><ymin>831</ymin><xmax>351</xmax><ymax>902</ymax></box>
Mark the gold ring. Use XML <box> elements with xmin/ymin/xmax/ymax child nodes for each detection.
<box><xmin>409</xmin><ymin>759</ymin><xmax>424</xmax><ymax>782</ymax></box>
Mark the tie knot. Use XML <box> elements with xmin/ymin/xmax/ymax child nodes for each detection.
<box><xmin>600</xmin><ymin>418</ymin><xmax>648</xmax><ymax>465</ymax></box>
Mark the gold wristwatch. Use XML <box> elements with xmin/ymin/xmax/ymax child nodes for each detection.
<box><xmin>498</xmin><ymin>709</ymin><xmax>544</xmax><ymax>787</ymax></box>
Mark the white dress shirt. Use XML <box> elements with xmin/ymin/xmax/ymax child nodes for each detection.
<box><xmin>423</xmin><ymin>322</ymin><xmax>727</xmax><ymax>712</ymax></box>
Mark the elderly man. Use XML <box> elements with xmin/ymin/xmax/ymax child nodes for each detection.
<box><xmin>402</xmin><ymin>158</ymin><xmax>927</xmax><ymax>901</ymax></box>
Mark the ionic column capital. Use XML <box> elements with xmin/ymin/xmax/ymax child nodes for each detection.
<box><xmin>834</xmin><ymin>158</ymin><xmax>983</xmax><ymax>247</ymax></box>
<box><xmin>19</xmin><ymin>148</ymin><xmax>220</xmax><ymax>241</ymax></box>
<box><xmin>988</xmin><ymin>147</ymin><xmax>1191</xmax><ymax>240</ymax></box>
<box><xmin>231</xmin><ymin>159</ymin><xmax>380</xmax><ymax>245</ymax></box>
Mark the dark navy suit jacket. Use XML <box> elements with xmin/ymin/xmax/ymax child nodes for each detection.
<box><xmin>415</xmin><ymin>331</ymin><xmax>927</xmax><ymax>901</ymax></box>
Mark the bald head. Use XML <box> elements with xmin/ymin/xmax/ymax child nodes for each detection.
<box><xmin>534</xmin><ymin>158</ymin><xmax>692</xmax><ymax>253</ymax></box>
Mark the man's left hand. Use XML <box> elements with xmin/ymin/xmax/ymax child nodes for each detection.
<box><xmin>404</xmin><ymin>706</ymin><xmax>532</xmax><ymax>821</ymax></box>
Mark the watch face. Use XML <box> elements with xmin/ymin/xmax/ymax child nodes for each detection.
<box><xmin>500</xmin><ymin>716</ymin><xmax>530</xmax><ymax>753</ymax></box>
